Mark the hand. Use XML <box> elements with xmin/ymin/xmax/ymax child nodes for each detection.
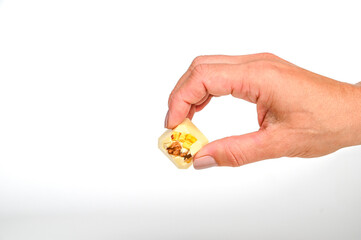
<box><xmin>165</xmin><ymin>53</ymin><xmax>361</xmax><ymax>169</ymax></box>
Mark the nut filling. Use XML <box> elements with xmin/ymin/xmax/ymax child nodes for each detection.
<box><xmin>166</xmin><ymin>131</ymin><xmax>197</xmax><ymax>163</ymax></box>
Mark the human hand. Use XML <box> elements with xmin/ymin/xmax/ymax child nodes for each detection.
<box><xmin>165</xmin><ymin>53</ymin><xmax>361</xmax><ymax>169</ymax></box>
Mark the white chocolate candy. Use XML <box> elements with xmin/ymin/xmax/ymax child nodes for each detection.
<box><xmin>158</xmin><ymin>118</ymin><xmax>208</xmax><ymax>169</ymax></box>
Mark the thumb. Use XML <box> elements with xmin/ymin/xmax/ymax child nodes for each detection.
<box><xmin>193</xmin><ymin>130</ymin><xmax>280</xmax><ymax>170</ymax></box>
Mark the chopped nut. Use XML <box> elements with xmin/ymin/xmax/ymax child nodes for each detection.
<box><xmin>168</xmin><ymin>142</ymin><xmax>180</xmax><ymax>149</ymax></box>
<box><xmin>180</xmin><ymin>151</ymin><xmax>187</xmax><ymax>157</ymax></box>
<box><xmin>184</xmin><ymin>154</ymin><xmax>192</xmax><ymax>163</ymax></box>
<box><xmin>166</xmin><ymin>140</ymin><xmax>193</xmax><ymax>164</ymax></box>
<box><xmin>184</xmin><ymin>154</ymin><xmax>192</xmax><ymax>159</ymax></box>
<box><xmin>167</xmin><ymin>141</ymin><xmax>182</xmax><ymax>156</ymax></box>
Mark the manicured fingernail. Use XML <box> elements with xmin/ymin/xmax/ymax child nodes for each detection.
<box><xmin>193</xmin><ymin>156</ymin><xmax>217</xmax><ymax>170</ymax></box>
<box><xmin>164</xmin><ymin>110</ymin><xmax>169</xmax><ymax>128</ymax></box>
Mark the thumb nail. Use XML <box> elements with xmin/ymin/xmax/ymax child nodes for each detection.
<box><xmin>193</xmin><ymin>156</ymin><xmax>217</xmax><ymax>170</ymax></box>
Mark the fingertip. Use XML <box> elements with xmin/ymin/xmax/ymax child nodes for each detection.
<box><xmin>195</xmin><ymin>137</ymin><xmax>237</xmax><ymax>167</ymax></box>
<box><xmin>165</xmin><ymin>110</ymin><xmax>176</xmax><ymax>129</ymax></box>
<box><xmin>193</xmin><ymin>156</ymin><xmax>218</xmax><ymax>170</ymax></box>
<box><xmin>164</xmin><ymin>110</ymin><xmax>169</xmax><ymax>128</ymax></box>
<box><xmin>166</xmin><ymin>104</ymin><xmax>192</xmax><ymax>129</ymax></box>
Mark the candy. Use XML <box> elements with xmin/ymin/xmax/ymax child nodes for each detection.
<box><xmin>158</xmin><ymin>118</ymin><xmax>208</xmax><ymax>169</ymax></box>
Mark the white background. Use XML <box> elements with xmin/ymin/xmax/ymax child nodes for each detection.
<box><xmin>1</xmin><ymin>0</ymin><xmax>361</xmax><ymax>239</ymax></box>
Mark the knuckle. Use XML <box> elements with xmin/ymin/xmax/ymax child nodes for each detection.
<box><xmin>225</xmin><ymin>138</ymin><xmax>247</xmax><ymax>167</ymax></box>
<box><xmin>190</xmin><ymin>55</ymin><xmax>207</xmax><ymax>70</ymax></box>
<box><xmin>191</xmin><ymin>63</ymin><xmax>209</xmax><ymax>79</ymax></box>
<box><xmin>258</xmin><ymin>52</ymin><xmax>278</xmax><ymax>60</ymax></box>
<box><xmin>247</xmin><ymin>59</ymin><xmax>281</xmax><ymax>74</ymax></box>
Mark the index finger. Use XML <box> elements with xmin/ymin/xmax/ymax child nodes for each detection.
<box><xmin>168</xmin><ymin>53</ymin><xmax>292</xmax><ymax>108</ymax></box>
<box><xmin>166</xmin><ymin>62</ymin><xmax>263</xmax><ymax>129</ymax></box>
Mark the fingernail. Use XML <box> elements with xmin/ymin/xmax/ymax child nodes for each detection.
<box><xmin>164</xmin><ymin>110</ymin><xmax>169</xmax><ymax>128</ymax></box>
<box><xmin>193</xmin><ymin>156</ymin><xmax>218</xmax><ymax>170</ymax></box>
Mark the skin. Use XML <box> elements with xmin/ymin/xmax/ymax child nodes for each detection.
<box><xmin>165</xmin><ymin>53</ymin><xmax>361</xmax><ymax>169</ymax></box>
